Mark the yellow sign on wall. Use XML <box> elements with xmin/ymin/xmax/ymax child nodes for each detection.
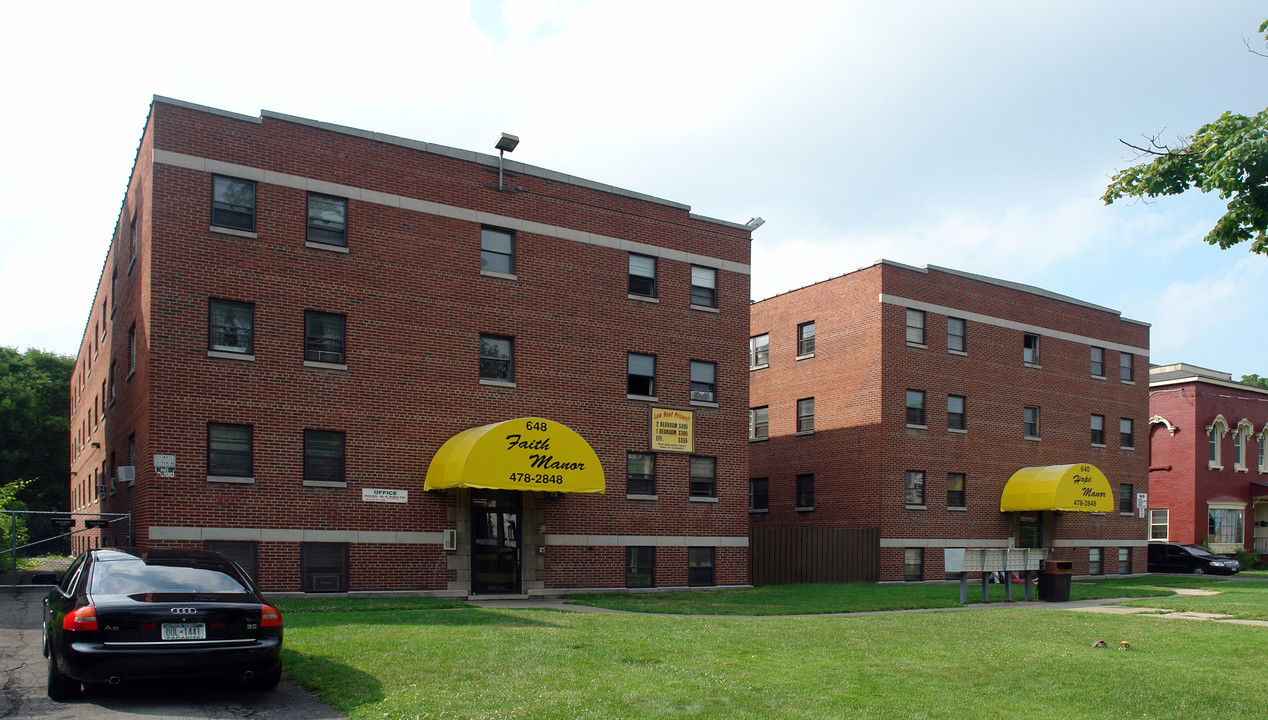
<box><xmin>424</xmin><ymin>418</ymin><xmax>605</xmax><ymax>493</ymax></box>
<box><xmin>650</xmin><ymin>407</ymin><xmax>694</xmax><ymax>453</ymax></box>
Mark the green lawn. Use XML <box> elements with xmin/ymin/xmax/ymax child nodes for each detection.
<box><xmin>277</xmin><ymin>578</ymin><xmax>1268</xmax><ymax>720</ymax></box>
<box><xmin>282</xmin><ymin>605</ymin><xmax>1268</xmax><ymax>720</ymax></box>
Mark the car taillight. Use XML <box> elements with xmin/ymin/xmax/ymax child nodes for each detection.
<box><xmin>260</xmin><ymin>604</ymin><xmax>283</xmax><ymax>628</ymax></box>
<box><xmin>63</xmin><ymin>606</ymin><xmax>98</xmax><ymax>631</ymax></box>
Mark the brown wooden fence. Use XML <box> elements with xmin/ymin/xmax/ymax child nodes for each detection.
<box><xmin>750</xmin><ymin>526</ymin><xmax>880</xmax><ymax>585</ymax></box>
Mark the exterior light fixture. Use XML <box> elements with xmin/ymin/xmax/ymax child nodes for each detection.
<box><xmin>495</xmin><ymin>133</ymin><xmax>519</xmax><ymax>190</ymax></box>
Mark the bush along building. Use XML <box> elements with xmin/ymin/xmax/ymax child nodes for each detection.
<box><xmin>69</xmin><ymin>96</ymin><xmax>755</xmax><ymax>595</ymax></box>
<box><xmin>1148</xmin><ymin>364</ymin><xmax>1268</xmax><ymax>557</ymax></box>
<box><xmin>748</xmin><ymin>261</ymin><xmax>1150</xmax><ymax>582</ymax></box>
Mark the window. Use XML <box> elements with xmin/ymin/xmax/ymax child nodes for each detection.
<box><xmin>128</xmin><ymin>323</ymin><xmax>137</xmax><ymax>374</ymax></box>
<box><xmin>626</xmin><ymin>452</ymin><xmax>655</xmax><ymax>495</ymax></box>
<box><xmin>947</xmin><ymin>317</ymin><xmax>965</xmax><ymax>352</ymax></box>
<box><xmin>628</xmin><ymin>254</ymin><xmax>656</xmax><ymax>297</ymax></box>
<box><xmin>627</xmin><ymin>353</ymin><xmax>655</xmax><ymax>397</ymax></box>
<box><xmin>304</xmin><ymin>311</ymin><xmax>346</xmax><ymax>365</ymax></box>
<box><xmin>796</xmin><ymin>474</ymin><xmax>814</xmax><ymax>509</ymax></box>
<box><xmin>689</xmin><ymin>456</ymin><xmax>716</xmax><ymax>498</ymax></box>
<box><xmin>1119</xmin><ymin>352</ymin><xmax>1134</xmax><ymax>382</ymax></box>
<box><xmin>689</xmin><ymin>361</ymin><xmax>716</xmax><ymax>402</ymax></box>
<box><xmin>906</xmin><ymin>309</ymin><xmax>925</xmax><ymax>345</ymax></box>
<box><xmin>626</xmin><ymin>547</ymin><xmax>654</xmax><ymax>588</ymax></box>
<box><xmin>1260</xmin><ymin>427</ymin><xmax>1268</xmax><ymax>473</ymax></box>
<box><xmin>1234</xmin><ymin>420</ymin><xmax>1252</xmax><ymax>470</ymax></box>
<box><xmin>307</xmin><ymin>194</ymin><xmax>348</xmax><ymax>247</ymax></box>
<box><xmin>749</xmin><ymin>334</ymin><xmax>769</xmax><ymax>368</ymax></box>
<box><xmin>947</xmin><ymin>473</ymin><xmax>965</xmax><ymax>509</ymax></box>
<box><xmin>1207</xmin><ymin>415</ymin><xmax>1228</xmax><ymax>468</ymax></box>
<box><xmin>797</xmin><ymin>321</ymin><xmax>815</xmax><ymax>356</ymax></box>
<box><xmin>1023</xmin><ymin>333</ymin><xmax>1039</xmax><ymax>364</ymax></box>
<box><xmin>479</xmin><ymin>335</ymin><xmax>514</xmax><ymax>381</ymax></box>
<box><xmin>749</xmin><ymin>478</ymin><xmax>769</xmax><ymax>511</ymax></box>
<box><xmin>905</xmin><ymin>470</ymin><xmax>925</xmax><ymax>506</ymax></box>
<box><xmin>1088</xmin><ymin>548</ymin><xmax>1103</xmax><ymax>575</ymax></box>
<box><xmin>129</xmin><ymin>208</ymin><xmax>138</xmax><ymax>263</ymax></box>
<box><xmin>208</xmin><ymin>299</ymin><xmax>254</xmax><ymax>354</ymax></box>
<box><xmin>1091</xmin><ymin>414</ymin><xmax>1105</xmax><ymax>445</ymax></box>
<box><xmin>906</xmin><ymin>390</ymin><xmax>926</xmax><ymax>426</ymax></box>
<box><xmin>1119</xmin><ymin>483</ymin><xmax>1133</xmax><ymax>514</ymax></box>
<box><xmin>1091</xmin><ymin>346</ymin><xmax>1105</xmax><ymax>376</ymax></box>
<box><xmin>687</xmin><ymin>547</ymin><xmax>715</xmax><ymax>586</ymax></box>
<box><xmin>480</xmin><ymin>227</ymin><xmax>514</xmax><ymax>274</ymax></box>
<box><xmin>207</xmin><ymin>423</ymin><xmax>252</xmax><ymax>478</ymax></box>
<box><xmin>1120</xmin><ymin>418</ymin><xmax>1134</xmax><ymax>449</ymax></box>
<box><xmin>304</xmin><ymin>430</ymin><xmax>346</xmax><ymax>483</ymax></box>
<box><xmin>301</xmin><ymin>542</ymin><xmax>348</xmax><ymax>593</ymax></box>
<box><xmin>1209</xmin><ymin>506</ymin><xmax>1245</xmax><ymax>545</ymax></box>
<box><xmin>904</xmin><ymin>548</ymin><xmax>923</xmax><ymax>582</ymax></box>
<box><xmin>947</xmin><ymin>395</ymin><xmax>966</xmax><ymax>431</ymax></box>
<box><xmin>690</xmin><ymin>265</ymin><xmax>717</xmax><ymax>308</ymax></box>
<box><xmin>205</xmin><ymin>540</ymin><xmax>259</xmax><ymax>583</ymax></box>
<box><xmin>211</xmin><ymin>175</ymin><xmax>256</xmax><ymax>231</ymax></box>
<box><xmin>749</xmin><ymin>406</ymin><xmax>769</xmax><ymax>441</ymax></box>
<box><xmin>797</xmin><ymin>397</ymin><xmax>815</xmax><ymax>433</ymax></box>
<box><xmin>1024</xmin><ymin>406</ymin><xmax>1040</xmax><ymax>438</ymax></box>
<box><xmin>1118</xmin><ymin>547</ymin><xmax>1131</xmax><ymax>574</ymax></box>
<box><xmin>1149</xmin><ymin>509</ymin><xmax>1169</xmax><ymax>541</ymax></box>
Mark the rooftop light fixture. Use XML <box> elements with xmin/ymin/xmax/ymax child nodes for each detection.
<box><xmin>495</xmin><ymin>133</ymin><xmax>519</xmax><ymax>190</ymax></box>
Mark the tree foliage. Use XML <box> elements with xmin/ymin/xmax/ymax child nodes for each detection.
<box><xmin>1242</xmin><ymin>373</ymin><xmax>1268</xmax><ymax>389</ymax></box>
<box><xmin>1102</xmin><ymin>21</ymin><xmax>1268</xmax><ymax>254</ymax></box>
<box><xmin>0</xmin><ymin>347</ymin><xmax>73</xmax><ymax>512</ymax></box>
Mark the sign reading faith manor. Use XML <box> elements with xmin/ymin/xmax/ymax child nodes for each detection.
<box><xmin>650</xmin><ymin>407</ymin><xmax>694</xmax><ymax>453</ymax></box>
<box><xmin>424</xmin><ymin>418</ymin><xmax>606</xmax><ymax>493</ymax></box>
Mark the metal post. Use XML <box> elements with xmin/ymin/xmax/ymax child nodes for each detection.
<box><xmin>1024</xmin><ymin>549</ymin><xmax>1033</xmax><ymax>601</ymax></box>
<box><xmin>959</xmin><ymin>572</ymin><xmax>968</xmax><ymax>604</ymax></box>
<box><xmin>980</xmin><ymin>549</ymin><xmax>989</xmax><ymax>603</ymax></box>
<box><xmin>1003</xmin><ymin>548</ymin><xmax>1013</xmax><ymax>602</ymax></box>
<box><xmin>10</xmin><ymin>513</ymin><xmax>17</xmax><ymax>587</ymax></box>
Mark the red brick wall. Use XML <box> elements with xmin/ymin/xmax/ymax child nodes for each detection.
<box><xmin>74</xmin><ymin>99</ymin><xmax>752</xmax><ymax>592</ymax></box>
<box><xmin>752</xmin><ymin>262</ymin><xmax>1151</xmax><ymax>580</ymax></box>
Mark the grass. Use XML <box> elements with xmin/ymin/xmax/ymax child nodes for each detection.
<box><xmin>272</xmin><ymin>596</ymin><xmax>466</xmax><ymax>614</ymax></box>
<box><xmin>1116</xmin><ymin>579</ymin><xmax>1268</xmax><ymax>620</ymax></box>
<box><xmin>280</xmin><ymin>600</ymin><xmax>1268</xmax><ymax>720</ymax></box>
<box><xmin>560</xmin><ymin>576</ymin><xmax>1171</xmax><ymax>615</ymax></box>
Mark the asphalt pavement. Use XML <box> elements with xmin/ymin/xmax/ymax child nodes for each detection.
<box><xmin>0</xmin><ymin>586</ymin><xmax>346</xmax><ymax>720</ymax></box>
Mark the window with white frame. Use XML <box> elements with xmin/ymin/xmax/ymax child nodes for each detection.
<box><xmin>749</xmin><ymin>406</ymin><xmax>768</xmax><ymax>441</ymax></box>
<box><xmin>1207</xmin><ymin>415</ymin><xmax>1228</xmax><ymax>469</ymax></box>
<box><xmin>1149</xmin><ymin>508</ymin><xmax>1169</xmax><ymax>541</ymax></box>
<box><xmin>749</xmin><ymin>334</ymin><xmax>769</xmax><ymax>368</ymax></box>
<box><xmin>1208</xmin><ymin>503</ymin><xmax>1245</xmax><ymax>546</ymax></box>
<box><xmin>690</xmin><ymin>265</ymin><xmax>717</xmax><ymax>308</ymax></box>
<box><xmin>1023</xmin><ymin>333</ymin><xmax>1040</xmax><ymax>365</ymax></box>
<box><xmin>906</xmin><ymin>309</ymin><xmax>925</xmax><ymax>345</ymax></box>
<box><xmin>1234</xmin><ymin>419</ymin><xmax>1253</xmax><ymax>471</ymax></box>
<box><xmin>1260</xmin><ymin>427</ymin><xmax>1267</xmax><ymax>473</ymax></box>
<box><xmin>480</xmin><ymin>227</ymin><xmax>515</xmax><ymax>275</ymax></box>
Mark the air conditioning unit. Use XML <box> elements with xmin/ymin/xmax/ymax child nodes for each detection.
<box><xmin>442</xmin><ymin>529</ymin><xmax>457</xmax><ymax>551</ymax></box>
<box><xmin>95</xmin><ymin>484</ymin><xmax>107</xmax><ymax>494</ymax></box>
<box><xmin>690</xmin><ymin>391</ymin><xmax>714</xmax><ymax>402</ymax></box>
<box><xmin>117</xmin><ymin>466</ymin><xmax>136</xmax><ymax>485</ymax></box>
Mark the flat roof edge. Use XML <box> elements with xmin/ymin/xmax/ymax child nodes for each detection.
<box><xmin>922</xmin><ymin>263</ymin><xmax>1123</xmax><ymax>317</ymax></box>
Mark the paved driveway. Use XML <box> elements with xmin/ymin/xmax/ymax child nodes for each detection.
<box><xmin>0</xmin><ymin>587</ymin><xmax>346</xmax><ymax>719</ymax></box>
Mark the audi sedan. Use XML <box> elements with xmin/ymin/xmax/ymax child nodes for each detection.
<box><xmin>43</xmin><ymin>547</ymin><xmax>283</xmax><ymax>700</ymax></box>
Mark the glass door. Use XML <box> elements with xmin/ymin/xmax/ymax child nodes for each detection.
<box><xmin>471</xmin><ymin>491</ymin><xmax>521</xmax><ymax>594</ymax></box>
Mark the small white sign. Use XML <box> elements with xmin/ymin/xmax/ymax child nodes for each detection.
<box><xmin>362</xmin><ymin>488</ymin><xmax>408</xmax><ymax>504</ymax></box>
<box><xmin>154</xmin><ymin>454</ymin><xmax>176</xmax><ymax>478</ymax></box>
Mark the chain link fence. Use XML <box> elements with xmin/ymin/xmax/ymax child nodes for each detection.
<box><xmin>2</xmin><ymin>510</ymin><xmax>132</xmax><ymax>587</ymax></box>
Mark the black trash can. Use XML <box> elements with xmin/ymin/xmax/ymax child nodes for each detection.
<box><xmin>1038</xmin><ymin>560</ymin><xmax>1073</xmax><ymax>602</ymax></box>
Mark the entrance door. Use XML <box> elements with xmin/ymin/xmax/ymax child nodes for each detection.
<box><xmin>471</xmin><ymin>491</ymin><xmax>521</xmax><ymax>594</ymax></box>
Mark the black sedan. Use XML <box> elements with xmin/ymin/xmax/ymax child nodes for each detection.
<box><xmin>43</xmin><ymin>547</ymin><xmax>283</xmax><ymax>700</ymax></box>
<box><xmin>1147</xmin><ymin>542</ymin><xmax>1241</xmax><ymax>575</ymax></box>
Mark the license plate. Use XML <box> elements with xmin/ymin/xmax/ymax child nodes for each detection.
<box><xmin>161</xmin><ymin>623</ymin><xmax>206</xmax><ymax>641</ymax></box>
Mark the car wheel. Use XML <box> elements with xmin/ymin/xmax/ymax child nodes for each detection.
<box><xmin>1192</xmin><ymin>566</ymin><xmax>1205</xmax><ymax>575</ymax></box>
<box><xmin>46</xmin><ymin>653</ymin><xmax>80</xmax><ymax>701</ymax></box>
<box><xmin>247</xmin><ymin>667</ymin><xmax>282</xmax><ymax>691</ymax></box>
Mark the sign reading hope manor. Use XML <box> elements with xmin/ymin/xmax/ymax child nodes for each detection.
<box><xmin>650</xmin><ymin>408</ymin><xmax>694</xmax><ymax>453</ymax></box>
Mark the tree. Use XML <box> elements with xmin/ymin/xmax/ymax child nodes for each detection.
<box><xmin>1242</xmin><ymin>373</ymin><xmax>1268</xmax><ymax>389</ymax></box>
<box><xmin>1102</xmin><ymin>21</ymin><xmax>1268</xmax><ymax>254</ymax></box>
<box><xmin>0</xmin><ymin>347</ymin><xmax>73</xmax><ymax>512</ymax></box>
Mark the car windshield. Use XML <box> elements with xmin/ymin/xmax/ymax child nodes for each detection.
<box><xmin>1183</xmin><ymin>545</ymin><xmax>1221</xmax><ymax>558</ymax></box>
<box><xmin>90</xmin><ymin>559</ymin><xmax>249</xmax><ymax>596</ymax></box>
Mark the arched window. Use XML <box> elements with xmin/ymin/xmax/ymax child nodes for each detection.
<box><xmin>1207</xmin><ymin>415</ymin><xmax>1229</xmax><ymax>470</ymax></box>
<box><xmin>1234</xmin><ymin>419</ymin><xmax>1254</xmax><ymax>472</ymax></box>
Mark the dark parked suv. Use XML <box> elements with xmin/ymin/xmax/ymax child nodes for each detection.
<box><xmin>1147</xmin><ymin>542</ymin><xmax>1240</xmax><ymax>575</ymax></box>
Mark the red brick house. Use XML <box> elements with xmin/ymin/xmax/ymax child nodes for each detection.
<box><xmin>69</xmin><ymin>96</ymin><xmax>754</xmax><ymax>595</ymax></box>
<box><xmin>1148</xmin><ymin>363</ymin><xmax>1268</xmax><ymax>556</ymax></box>
<box><xmin>749</xmin><ymin>261</ymin><xmax>1150</xmax><ymax>581</ymax></box>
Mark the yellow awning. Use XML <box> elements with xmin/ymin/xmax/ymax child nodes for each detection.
<box><xmin>1000</xmin><ymin>464</ymin><xmax>1113</xmax><ymax>512</ymax></box>
<box><xmin>424</xmin><ymin>418</ymin><xmax>605</xmax><ymax>493</ymax></box>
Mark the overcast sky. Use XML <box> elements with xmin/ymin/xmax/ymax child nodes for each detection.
<box><xmin>2</xmin><ymin>1</ymin><xmax>1265</xmax><ymax>377</ymax></box>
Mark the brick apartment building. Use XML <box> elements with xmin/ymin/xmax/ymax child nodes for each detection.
<box><xmin>1148</xmin><ymin>363</ymin><xmax>1268</xmax><ymax>556</ymax></box>
<box><xmin>68</xmin><ymin>96</ymin><xmax>755</xmax><ymax>595</ymax></box>
<box><xmin>749</xmin><ymin>261</ymin><xmax>1150</xmax><ymax>581</ymax></box>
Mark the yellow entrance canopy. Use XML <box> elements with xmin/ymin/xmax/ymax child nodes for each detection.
<box><xmin>424</xmin><ymin>418</ymin><xmax>605</xmax><ymax>494</ymax></box>
<box><xmin>1000</xmin><ymin>464</ymin><xmax>1113</xmax><ymax>513</ymax></box>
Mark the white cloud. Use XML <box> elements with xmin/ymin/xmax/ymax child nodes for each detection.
<box><xmin>1148</xmin><ymin>257</ymin><xmax>1268</xmax><ymax>377</ymax></box>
